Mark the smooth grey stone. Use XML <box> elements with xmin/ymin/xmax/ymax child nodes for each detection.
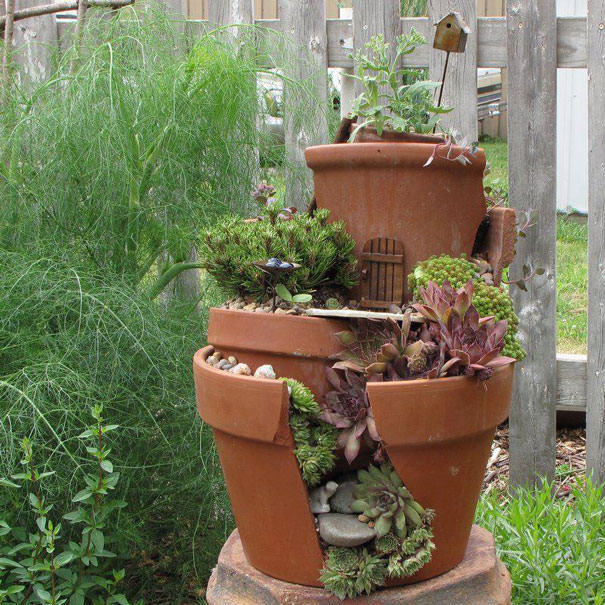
<box><xmin>318</xmin><ymin>513</ymin><xmax>376</xmax><ymax>547</ymax></box>
<box><xmin>329</xmin><ymin>481</ymin><xmax>358</xmax><ymax>514</ymax></box>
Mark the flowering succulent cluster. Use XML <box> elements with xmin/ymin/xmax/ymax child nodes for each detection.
<box><xmin>409</xmin><ymin>254</ymin><xmax>525</xmax><ymax>360</ymax></box>
<box><xmin>282</xmin><ymin>378</ymin><xmax>338</xmax><ymax>487</ymax></box>
<box><xmin>320</xmin><ymin>368</ymin><xmax>380</xmax><ymax>464</ymax></box>
<box><xmin>250</xmin><ymin>181</ymin><xmax>297</xmax><ymax>223</ymax></box>
<box><xmin>351</xmin><ymin>463</ymin><xmax>434</xmax><ymax>539</ymax></box>
<box><xmin>320</xmin><ymin>463</ymin><xmax>435</xmax><ymax>599</ymax></box>
<box><xmin>199</xmin><ymin>207</ymin><xmax>358</xmax><ymax>301</ymax></box>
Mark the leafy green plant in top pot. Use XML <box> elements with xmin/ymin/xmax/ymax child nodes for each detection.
<box><xmin>348</xmin><ymin>29</ymin><xmax>452</xmax><ymax>142</ymax></box>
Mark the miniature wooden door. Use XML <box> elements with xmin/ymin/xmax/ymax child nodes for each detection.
<box><xmin>360</xmin><ymin>238</ymin><xmax>404</xmax><ymax>309</ymax></box>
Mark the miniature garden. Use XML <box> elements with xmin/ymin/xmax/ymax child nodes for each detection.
<box><xmin>0</xmin><ymin>3</ymin><xmax>602</xmax><ymax>604</ymax></box>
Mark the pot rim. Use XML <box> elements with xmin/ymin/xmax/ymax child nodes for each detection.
<box><xmin>304</xmin><ymin>142</ymin><xmax>486</xmax><ymax>172</ymax></box>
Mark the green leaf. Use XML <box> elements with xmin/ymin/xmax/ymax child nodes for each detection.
<box><xmin>34</xmin><ymin>585</ymin><xmax>52</xmax><ymax>601</ymax></box>
<box><xmin>275</xmin><ymin>283</ymin><xmax>292</xmax><ymax>302</ymax></box>
<box><xmin>100</xmin><ymin>460</ymin><xmax>114</xmax><ymax>473</ymax></box>
<box><xmin>72</xmin><ymin>489</ymin><xmax>93</xmax><ymax>503</ymax></box>
<box><xmin>54</xmin><ymin>551</ymin><xmax>76</xmax><ymax>567</ymax></box>
<box><xmin>78</xmin><ymin>429</ymin><xmax>94</xmax><ymax>439</ymax></box>
<box><xmin>90</xmin><ymin>529</ymin><xmax>104</xmax><ymax>553</ymax></box>
<box><xmin>0</xmin><ymin>557</ymin><xmax>24</xmax><ymax>569</ymax></box>
<box><xmin>0</xmin><ymin>478</ymin><xmax>20</xmax><ymax>488</ymax></box>
<box><xmin>292</xmin><ymin>293</ymin><xmax>312</xmax><ymax>303</ymax></box>
<box><xmin>29</xmin><ymin>492</ymin><xmax>40</xmax><ymax>507</ymax></box>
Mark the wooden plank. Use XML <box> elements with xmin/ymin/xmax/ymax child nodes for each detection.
<box><xmin>587</xmin><ymin>0</ymin><xmax>605</xmax><ymax>483</ymax></box>
<box><xmin>306</xmin><ymin>309</ymin><xmax>425</xmax><ymax>322</ymax></box>
<box><xmin>507</xmin><ymin>0</ymin><xmax>558</xmax><ymax>489</ymax></box>
<box><xmin>208</xmin><ymin>0</ymin><xmax>253</xmax><ymax>27</ymax></box>
<box><xmin>428</xmin><ymin>0</ymin><xmax>478</xmax><ymax>142</ymax></box>
<box><xmin>279</xmin><ymin>0</ymin><xmax>329</xmax><ymax>209</ymax></box>
<box><xmin>557</xmin><ymin>354</ymin><xmax>587</xmax><ymax>411</ymax></box>
<box><xmin>352</xmin><ymin>0</ymin><xmax>402</xmax><ymax>95</ymax></box>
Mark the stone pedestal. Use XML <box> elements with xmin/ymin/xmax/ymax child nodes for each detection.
<box><xmin>206</xmin><ymin>525</ymin><xmax>512</xmax><ymax>604</ymax></box>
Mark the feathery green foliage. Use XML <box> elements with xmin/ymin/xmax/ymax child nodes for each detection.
<box><xmin>409</xmin><ymin>254</ymin><xmax>525</xmax><ymax>360</ymax></box>
<box><xmin>199</xmin><ymin>208</ymin><xmax>358</xmax><ymax>301</ymax></box>
<box><xmin>282</xmin><ymin>379</ymin><xmax>338</xmax><ymax>487</ymax></box>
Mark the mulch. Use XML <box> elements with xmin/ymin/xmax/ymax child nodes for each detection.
<box><xmin>482</xmin><ymin>425</ymin><xmax>586</xmax><ymax>496</ymax></box>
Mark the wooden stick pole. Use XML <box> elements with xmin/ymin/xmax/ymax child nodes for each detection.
<box><xmin>2</xmin><ymin>0</ymin><xmax>16</xmax><ymax>86</ymax></box>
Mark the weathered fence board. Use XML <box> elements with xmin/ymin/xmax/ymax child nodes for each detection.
<box><xmin>208</xmin><ymin>0</ymin><xmax>253</xmax><ymax>28</ymax></box>
<box><xmin>279</xmin><ymin>0</ymin><xmax>328</xmax><ymax>208</ymax></box>
<box><xmin>352</xmin><ymin>0</ymin><xmax>401</xmax><ymax>96</ymax></box>
<box><xmin>587</xmin><ymin>0</ymin><xmax>605</xmax><ymax>483</ymax></box>
<box><xmin>507</xmin><ymin>0</ymin><xmax>558</xmax><ymax>488</ymax></box>
<box><xmin>427</xmin><ymin>0</ymin><xmax>477</xmax><ymax>141</ymax></box>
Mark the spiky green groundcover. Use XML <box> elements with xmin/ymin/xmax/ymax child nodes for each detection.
<box><xmin>320</xmin><ymin>463</ymin><xmax>435</xmax><ymax>599</ymax></box>
<box><xmin>281</xmin><ymin>378</ymin><xmax>338</xmax><ymax>487</ymax></box>
<box><xmin>199</xmin><ymin>208</ymin><xmax>358</xmax><ymax>301</ymax></box>
<box><xmin>409</xmin><ymin>254</ymin><xmax>525</xmax><ymax>360</ymax></box>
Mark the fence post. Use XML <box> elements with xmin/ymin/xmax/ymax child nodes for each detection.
<box><xmin>279</xmin><ymin>0</ymin><xmax>329</xmax><ymax>209</ymax></box>
<box><xmin>427</xmin><ymin>0</ymin><xmax>478</xmax><ymax>142</ymax></box>
<box><xmin>507</xmin><ymin>0</ymin><xmax>557</xmax><ymax>488</ymax></box>
<box><xmin>352</xmin><ymin>0</ymin><xmax>402</xmax><ymax>96</ymax></box>
<box><xmin>586</xmin><ymin>0</ymin><xmax>605</xmax><ymax>483</ymax></box>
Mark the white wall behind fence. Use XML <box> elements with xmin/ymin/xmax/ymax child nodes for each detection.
<box><xmin>557</xmin><ymin>0</ymin><xmax>588</xmax><ymax>213</ymax></box>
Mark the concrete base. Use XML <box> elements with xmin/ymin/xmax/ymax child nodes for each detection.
<box><xmin>207</xmin><ymin>525</ymin><xmax>512</xmax><ymax>604</ymax></box>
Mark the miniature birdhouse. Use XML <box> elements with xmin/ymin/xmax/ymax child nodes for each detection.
<box><xmin>433</xmin><ymin>12</ymin><xmax>470</xmax><ymax>53</ymax></box>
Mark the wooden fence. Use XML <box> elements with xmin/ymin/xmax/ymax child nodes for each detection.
<box><xmin>205</xmin><ymin>0</ymin><xmax>604</xmax><ymax>488</ymax></box>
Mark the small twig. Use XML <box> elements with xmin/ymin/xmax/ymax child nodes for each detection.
<box><xmin>0</xmin><ymin>0</ymin><xmax>134</xmax><ymax>28</ymax></box>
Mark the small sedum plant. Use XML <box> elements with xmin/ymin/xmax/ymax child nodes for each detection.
<box><xmin>199</xmin><ymin>207</ymin><xmax>358</xmax><ymax>302</ymax></box>
<box><xmin>0</xmin><ymin>406</ymin><xmax>129</xmax><ymax>605</ymax></box>
<box><xmin>349</xmin><ymin>29</ymin><xmax>452</xmax><ymax>141</ymax></box>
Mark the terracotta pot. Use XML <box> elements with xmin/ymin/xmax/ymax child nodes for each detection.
<box><xmin>194</xmin><ymin>321</ymin><xmax>515</xmax><ymax>588</ymax></box>
<box><xmin>206</xmin><ymin>308</ymin><xmax>348</xmax><ymax>399</ymax></box>
<box><xmin>305</xmin><ymin>142</ymin><xmax>487</xmax><ymax>304</ymax></box>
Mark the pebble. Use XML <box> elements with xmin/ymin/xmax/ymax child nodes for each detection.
<box><xmin>275</xmin><ymin>308</ymin><xmax>287</xmax><ymax>315</ymax></box>
<box><xmin>243</xmin><ymin>303</ymin><xmax>257</xmax><ymax>312</ymax></box>
<box><xmin>216</xmin><ymin>359</ymin><xmax>229</xmax><ymax>369</ymax></box>
<box><xmin>221</xmin><ymin>363</ymin><xmax>234</xmax><ymax>371</ymax></box>
<box><xmin>254</xmin><ymin>307</ymin><xmax>268</xmax><ymax>313</ymax></box>
<box><xmin>329</xmin><ymin>481</ymin><xmax>358</xmax><ymax>514</ymax></box>
<box><xmin>254</xmin><ymin>365</ymin><xmax>276</xmax><ymax>379</ymax></box>
<box><xmin>482</xmin><ymin>272</ymin><xmax>494</xmax><ymax>286</ymax></box>
<box><xmin>228</xmin><ymin>356</ymin><xmax>238</xmax><ymax>365</ymax></box>
<box><xmin>230</xmin><ymin>363</ymin><xmax>251</xmax><ymax>376</ymax></box>
<box><xmin>317</xmin><ymin>513</ymin><xmax>376</xmax><ymax>547</ymax></box>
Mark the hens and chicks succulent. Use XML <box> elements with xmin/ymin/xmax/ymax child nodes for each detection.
<box><xmin>320</xmin><ymin>463</ymin><xmax>435</xmax><ymax>599</ymax></box>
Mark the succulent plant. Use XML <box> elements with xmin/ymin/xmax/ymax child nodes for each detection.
<box><xmin>320</xmin><ymin>368</ymin><xmax>380</xmax><ymax>463</ymax></box>
<box><xmin>332</xmin><ymin>315</ymin><xmax>440</xmax><ymax>382</ymax></box>
<box><xmin>251</xmin><ymin>181</ymin><xmax>276</xmax><ymax>205</ymax></box>
<box><xmin>351</xmin><ymin>463</ymin><xmax>433</xmax><ymax>539</ymax></box>
<box><xmin>409</xmin><ymin>254</ymin><xmax>525</xmax><ymax>360</ymax></box>
<box><xmin>282</xmin><ymin>378</ymin><xmax>338</xmax><ymax>486</ymax></box>
<box><xmin>414</xmin><ymin>281</ymin><xmax>515</xmax><ymax>380</ymax></box>
<box><xmin>320</xmin><ymin>547</ymin><xmax>387</xmax><ymax>600</ymax></box>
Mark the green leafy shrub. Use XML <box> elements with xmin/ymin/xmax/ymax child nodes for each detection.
<box><xmin>477</xmin><ymin>479</ymin><xmax>605</xmax><ymax>604</ymax></box>
<box><xmin>0</xmin><ymin>406</ymin><xmax>128</xmax><ymax>604</ymax></box>
<box><xmin>199</xmin><ymin>208</ymin><xmax>358</xmax><ymax>301</ymax></box>
<box><xmin>409</xmin><ymin>254</ymin><xmax>525</xmax><ymax>360</ymax></box>
<box><xmin>0</xmin><ymin>249</ymin><xmax>230</xmax><ymax>598</ymax></box>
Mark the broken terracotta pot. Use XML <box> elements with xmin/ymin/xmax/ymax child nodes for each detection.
<box><xmin>305</xmin><ymin>141</ymin><xmax>487</xmax><ymax>306</ymax></box>
<box><xmin>193</xmin><ymin>317</ymin><xmax>515</xmax><ymax>588</ymax></box>
<box><xmin>206</xmin><ymin>308</ymin><xmax>347</xmax><ymax>399</ymax></box>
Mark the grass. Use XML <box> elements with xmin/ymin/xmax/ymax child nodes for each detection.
<box><xmin>481</xmin><ymin>137</ymin><xmax>588</xmax><ymax>354</ymax></box>
<box><xmin>477</xmin><ymin>477</ymin><xmax>605</xmax><ymax>604</ymax></box>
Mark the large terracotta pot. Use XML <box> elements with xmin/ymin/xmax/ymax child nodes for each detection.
<box><xmin>194</xmin><ymin>313</ymin><xmax>515</xmax><ymax>588</ymax></box>
<box><xmin>305</xmin><ymin>142</ymin><xmax>487</xmax><ymax>303</ymax></box>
